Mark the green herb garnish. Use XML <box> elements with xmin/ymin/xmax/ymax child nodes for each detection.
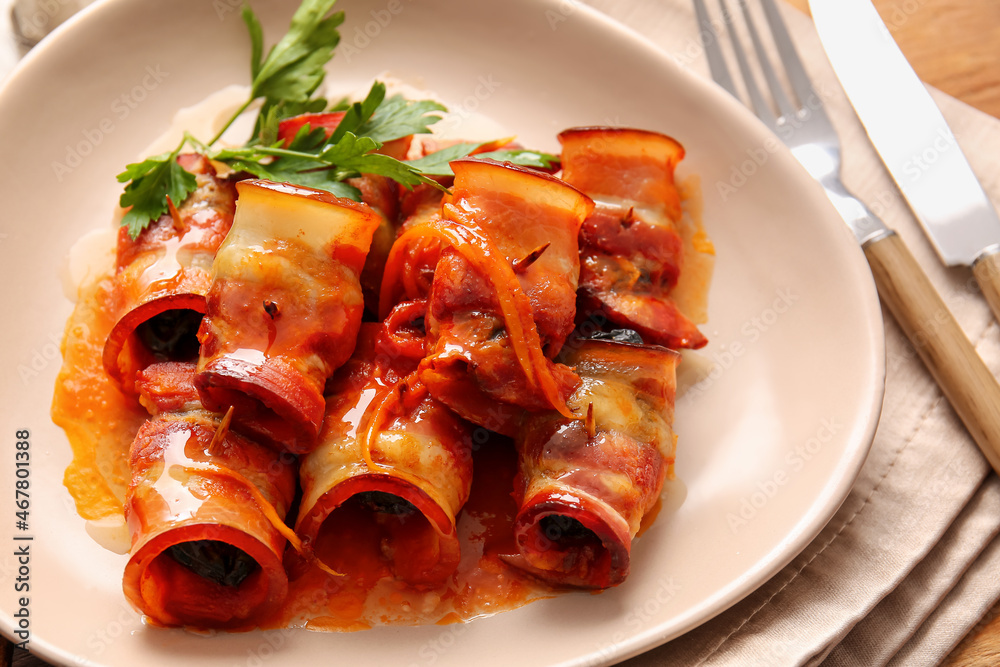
<box><xmin>406</xmin><ymin>144</ymin><xmax>560</xmax><ymax>176</ymax></box>
<box><xmin>115</xmin><ymin>0</ymin><xmax>553</xmax><ymax>241</ymax></box>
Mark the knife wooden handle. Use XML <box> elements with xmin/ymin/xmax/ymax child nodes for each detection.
<box><xmin>972</xmin><ymin>250</ymin><xmax>1000</xmax><ymax>328</ymax></box>
<box><xmin>864</xmin><ymin>232</ymin><xmax>1000</xmax><ymax>475</ymax></box>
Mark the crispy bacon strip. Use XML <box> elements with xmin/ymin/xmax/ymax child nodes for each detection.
<box><xmin>383</xmin><ymin>159</ymin><xmax>593</xmax><ymax>434</ymax></box>
<box><xmin>102</xmin><ymin>154</ymin><xmax>236</xmax><ymax>393</ymax></box>
<box><xmin>559</xmin><ymin>127</ymin><xmax>708</xmax><ymax>349</ymax></box>
<box><xmin>195</xmin><ymin>180</ymin><xmax>380</xmax><ymax>454</ymax></box>
<box><xmin>123</xmin><ymin>363</ymin><xmax>296</xmax><ymax>629</ymax></box>
<box><xmin>510</xmin><ymin>338</ymin><xmax>680</xmax><ymax>588</ymax></box>
<box><xmin>296</xmin><ymin>324</ymin><xmax>474</xmax><ymax>586</ymax></box>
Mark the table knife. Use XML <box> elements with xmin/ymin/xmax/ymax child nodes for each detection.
<box><xmin>809</xmin><ymin>0</ymin><xmax>1000</xmax><ymax>324</ymax></box>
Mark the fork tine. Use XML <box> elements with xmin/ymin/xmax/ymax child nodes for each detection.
<box><xmin>693</xmin><ymin>0</ymin><xmax>738</xmax><ymax>98</ymax></box>
<box><xmin>717</xmin><ymin>0</ymin><xmax>778</xmax><ymax>127</ymax></box>
<box><xmin>736</xmin><ymin>0</ymin><xmax>795</xmax><ymax>119</ymax></box>
<box><xmin>758</xmin><ymin>0</ymin><xmax>820</xmax><ymax>109</ymax></box>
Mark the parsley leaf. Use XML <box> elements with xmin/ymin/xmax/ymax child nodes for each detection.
<box><xmin>475</xmin><ymin>149</ymin><xmax>561</xmax><ymax>171</ymax></box>
<box><xmin>404</xmin><ymin>143</ymin><xmax>480</xmax><ymax>176</ymax></box>
<box><xmin>249</xmin><ymin>0</ymin><xmax>344</xmax><ymax>105</ymax></box>
<box><xmin>243</xmin><ymin>5</ymin><xmax>264</xmax><ymax>81</ymax></box>
<box><xmin>357</xmin><ymin>94</ymin><xmax>446</xmax><ymax>143</ymax></box>
<box><xmin>320</xmin><ymin>132</ymin><xmax>432</xmax><ymax>188</ymax></box>
<box><xmin>328</xmin><ymin>82</ymin><xmax>386</xmax><ymax>144</ymax></box>
<box><xmin>251</xmin><ymin>97</ymin><xmax>327</xmax><ymax>146</ymax></box>
<box><xmin>211</xmin><ymin>129</ymin><xmax>443</xmax><ymax>197</ymax></box>
<box><xmin>405</xmin><ymin>144</ymin><xmax>561</xmax><ymax>177</ymax></box>
<box><xmin>117</xmin><ymin>144</ymin><xmax>197</xmax><ymax>240</ymax></box>
<box><xmin>221</xmin><ymin>154</ymin><xmax>362</xmax><ymax>199</ymax></box>
<box><xmin>210</xmin><ymin>0</ymin><xmax>344</xmax><ymax>145</ymax></box>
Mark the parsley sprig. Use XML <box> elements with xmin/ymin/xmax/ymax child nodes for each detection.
<box><xmin>115</xmin><ymin>0</ymin><xmax>560</xmax><ymax>240</ymax></box>
<box><xmin>117</xmin><ymin>0</ymin><xmax>348</xmax><ymax>239</ymax></box>
<box><xmin>117</xmin><ymin>137</ymin><xmax>197</xmax><ymax>239</ymax></box>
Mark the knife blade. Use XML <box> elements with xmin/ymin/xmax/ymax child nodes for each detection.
<box><xmin>808</xmin><ymin>0</ymin><xmax>1000</xmax><ymax>322</ymax></box>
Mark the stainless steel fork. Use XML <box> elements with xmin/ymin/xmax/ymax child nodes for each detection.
<box><xmin>694</xmin><ymin>0</ymin><xmax>1000</xmax><ymax>474</ymax></box>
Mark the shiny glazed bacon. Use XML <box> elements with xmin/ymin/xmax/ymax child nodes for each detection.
<box><xmin>512</xmin><ymin>338</ymin><xmax>680</xmax><ymax>588</ymax></box>
<box><xmin>560</xmin><ymin>127</ymin><xmax>708</xmax><ymax>349</ymax></box>
<box><xmin>103</xmin><ymin>154</ymin><xmax>237</xmax><ymax>394</ymax></box>
<box><xmin>412</xmin><ymin>159</ymin><xmax>594</xmax><ymax>434</ymax></box>
<box><xmin>195</xmin><ymin>180</ymin><xmax>380</xmax><ymax>454</ymax></box>
<box><xmin>297</xmin><ymin>324</ymin><xmax>474</xmax><ymax>586</ymax></box>
<box><xmin>124</xmin><ymin>362</ymin><xmax>297</xmax><ymax>628</ymax></box>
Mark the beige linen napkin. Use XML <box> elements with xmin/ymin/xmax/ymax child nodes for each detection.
<box><xmin>577</xmin><ymin>1</ymin><xmax>1000</xmax><ymax>665</ymax></box>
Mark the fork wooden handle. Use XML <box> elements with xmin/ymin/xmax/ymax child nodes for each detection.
<box><xmin>865</xmin><ymin>231</ymin><xmax>1000</xmax><ymax>475</ymax></box>
<box><xmin>972</xmin><ymin>250</ymin><xmax>1000</xmax><ymax>328</ymax></box>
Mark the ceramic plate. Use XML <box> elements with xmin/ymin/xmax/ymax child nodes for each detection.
<box><xmin>0</xmin><ymin>0</ymin><xmax>884</xmax><ymax>665</ymax></box>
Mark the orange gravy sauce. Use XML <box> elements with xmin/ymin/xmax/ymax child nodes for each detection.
<box><xmin>53</xmin><ymin>276</ymin><xmax>552</xmax><ymax>628</ymax></box>
<box><xmin>269</xmin><ymin>439</ymin><xmax>552</xmax><ymax>629</ymax></box>
<box><xmin>53</xmin><ymin>274</ymin><xmax>148</xmax><ymax>521</ymax></box>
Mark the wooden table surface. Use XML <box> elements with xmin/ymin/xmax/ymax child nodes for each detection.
<box><xmin>5</xmin><ymin>1</ymin><xmax>1000</xmax><ymax>666</ymax></box>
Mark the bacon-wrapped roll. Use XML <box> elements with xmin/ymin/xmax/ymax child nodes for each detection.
<box><xmin>297</xmin><ymin>324</ymin><xmax>473</xmax><ymax>586</ymax></box>
<box><xmin>383</xmin><ymin>158</ymin><xmax>593</xmax><ymax>434</ymax></box>
<box><xmin>102</xmin><ymin>154</ymin><xmax>236</xmax><ymax>393</ymax></box>
<box><xmin>278</xmin><ymin>111</ymin><xmax>406</xmax><ymax>316</ymax></box>
<box><xmin>123</xmin><ymin>362</ymin><xmax>297</xmax><ymax>628</ymax></box>
<box><xmin>559</xmin><ymin>127</ymin><xmax>709</xmax><ymax>349</ymax></box>
<box><xmin>511</xmin><ymin>337</ymin><xmax>679</xmax><ymax>588</ymax></box>
<box><xmin>379</xmin><ymin>142</ymin><xmax>541</xmax><ymax>312</ymax></box>
<box><xmin>195</xmin><ymin>180</ymin><xmax>380</xmax><ymax>454</ymax></box>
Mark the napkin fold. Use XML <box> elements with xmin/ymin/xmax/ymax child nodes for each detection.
<box><xmin>578</xmin><ymin>1</ymin><xmax>1000</xmax><ymax>665</ymax></box>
